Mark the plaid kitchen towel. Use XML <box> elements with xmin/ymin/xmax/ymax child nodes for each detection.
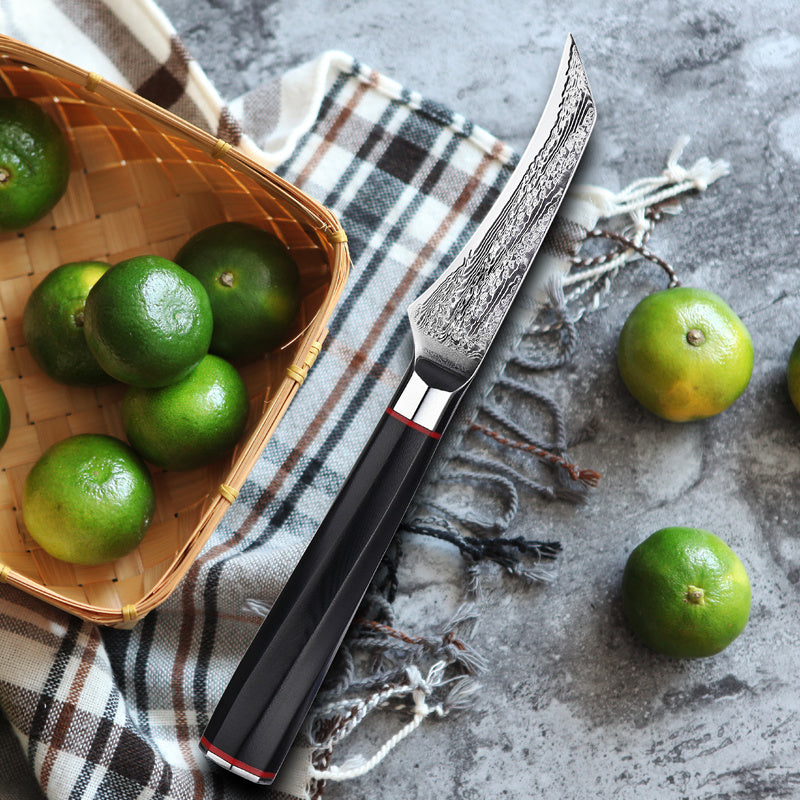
<box><xmin>0</xmin><ymin>2</ymin><xmax>730</xmax><ymax>799</ymax></box>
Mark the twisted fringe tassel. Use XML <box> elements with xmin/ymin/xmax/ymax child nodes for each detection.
<box><xmin>403</xmin><ymin>517</ymin><xmax>561</xmax><ymax>583</ymax></box>
<box><xmin>575</xmin><ymin>135</ymin><xmax>730</xmax><ymax>221</ymax></box>
<box><xmin>309</xmin><ymin>662</ymin><xmax>450</xmax><ymax>783</ymax></box>
<box><xmin>471</xmin><ymin>423</ymin><xmax>601</xmax><ymax>487</ymax></box>
<box><xmin>561</xmin><ymin>136</ymin><xmax>730</xmax><ymax>316</ymax></box>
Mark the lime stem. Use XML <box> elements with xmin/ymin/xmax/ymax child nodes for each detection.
<box><xmin>686</xmin><ymin>329</ymin><xmax>705</xmax><ymax>346</ymax></box>
<box><xmin>219</xmin><ymin>271</ymin><xmax>235</xmax><ymax>288</ymax></box>
<box><xmin>0</xmin><ymin>167</ymin><xmax>9</xmax><ymax>185</ymax></box>
<box><xmin>686</xmin><ymin>585</ymin><xmax>705</xmax><ymax>605</ymax></box>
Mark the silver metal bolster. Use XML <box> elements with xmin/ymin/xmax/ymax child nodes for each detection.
<box><xmin>203</xmin><ymin>750</ymin><xmax>262</xmax><ymax>783</ymax></box>
<box><xmin>391</xmin><ymin>371</ymin><xmax>456</xmax><ymax>433</ymax></box>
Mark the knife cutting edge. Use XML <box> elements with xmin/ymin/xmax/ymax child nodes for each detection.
<box><xmin>200</xmin><ymin>33</ymin><xmax>596</xmax><ymax>784</ymax></box>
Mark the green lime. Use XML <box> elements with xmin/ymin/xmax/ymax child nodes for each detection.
<box><xmin>617</xmin><ymin>287</ymin><xmax>753</xmax><ymax>422</ymax></box>
<box><xmin>0</xmin><ymin>97</ymin><xmax>70</xmax><ymax>231</ymax></box>
<box><xmin>621</xmin><ymin>526</ymin><xmax>751</xmax><ymax>658</ymax></box>
<box><xmin>22</xmin><ymin>433</ymin><xmax>155</xmax><ymax>565</ymax></box>
<box><xmin>0</xmin><ymin>385</ymin><xmax>9</xmax><ymax>450</ymax></box>
<box><xmin>23</xmin><ymin>260</ymin><xmax>114</xmax><ymax>386</ymax></box>
<box><xmin>121</xmin><ymin>353</ymin><xmax>249</xmax><ymax>471</ymax></box>
<box><xmin>786</xmin><ymin>334</ymin><xmax>800</xmax><ymax>414</ymax></box>
<box><xmin>83</xmin><ymin>254</ymin><xmax>213</xmax><ymax>388</ymax></box>
<box><xmin>175</xmin><ymin>221</ymin><xmax>301</xmax><ymax>363</ymax></box>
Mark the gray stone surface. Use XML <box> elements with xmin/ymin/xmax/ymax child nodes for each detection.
<box><xmin>163</xmin><ymin>1</ymin><xmax>800</xmax><ymax>798</ymax></box>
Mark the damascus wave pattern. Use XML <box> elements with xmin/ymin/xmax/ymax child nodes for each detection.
<box><xmin>410</xmin><ymin>40</ymin><xmax>596</xmax><ymax>376</ymax></box>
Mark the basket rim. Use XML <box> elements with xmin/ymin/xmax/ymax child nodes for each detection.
<box><xmin>0</xmin><ymin>34</ymin><xmax>351</xmax><ymax>627</ymax></box>
<box><xmin>0</xmin><ymin>34</ymin><xmax>345</xmax><ymax>244</ymax></box>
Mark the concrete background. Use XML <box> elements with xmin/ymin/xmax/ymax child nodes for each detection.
<box><xmin>158</xmin><ymin>1</ymin><xmax>800</xmax><ymax>798</ymax></box>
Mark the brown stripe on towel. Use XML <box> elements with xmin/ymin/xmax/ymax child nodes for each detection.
<box><xmin>238</xmin><ymin>136</ymin><xmax>509</xmax><ymax>536</ymax></box>
<box><xmin>135</xmin><ymin>35</ymin><xmax>191</xmax><ymax>109</ymax></box>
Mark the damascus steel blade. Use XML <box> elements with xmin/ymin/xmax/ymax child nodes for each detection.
<box><xmin>408</xmin><ymin>34</ymin><xmax>595</xmax><ymax>384</ymax></box>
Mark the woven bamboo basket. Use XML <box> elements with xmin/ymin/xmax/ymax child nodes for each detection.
<box><xmin>0</xmin><ymin>36</ymin><xmax>349</xmax><ymax>627</ymax></box>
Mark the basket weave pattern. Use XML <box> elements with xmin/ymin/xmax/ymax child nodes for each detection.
<box><xmin>0</xmin><ymin>37</ymin><xmax>349</xmax><ymax>627</ymax></box>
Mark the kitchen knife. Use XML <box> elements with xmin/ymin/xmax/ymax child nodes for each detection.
<box><xmin>200</xmin><ymin>33</ymin><xmax>595</xmax><ymax>784</ymax></box>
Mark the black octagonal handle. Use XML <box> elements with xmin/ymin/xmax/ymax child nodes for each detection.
<box><xmin>200</xmin><ymin>365</ymin><xmax>465</xmax><ymax>783</ymax></box>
